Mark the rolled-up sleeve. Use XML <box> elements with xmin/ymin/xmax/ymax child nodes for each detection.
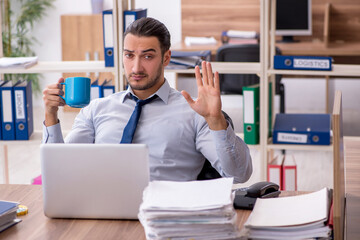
<box><xmin>42</xmin><ymin>122</ymin><xmax>65</xmax><ymax>143</ymax></box>
<box><xmin>210</xmin><ymin>124</ymin><xmax>252</xmax><ymax>183</ymax></box>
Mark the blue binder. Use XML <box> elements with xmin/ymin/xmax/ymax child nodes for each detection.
<box><xmin>101</xmin><ymin>79</ymin><xmax>115</xmax><ymax>98</ymax></box>
<box><xmin>102</xmin><ymin>10</ymin><xmax>114</xmax><ymax>67</ymax></box>
<box><xmin>90</xmin><ymin>79</ymin><xmax>102</xmax><ymax>100</ymax></box>
<box><xmin>0</xmin><ymin>81</ymin><xmax>20</xmax><ymax>140</ymax></box>
<box><xmin>123</xmin><ymin>8</ymin><xmax>147</xmax><ymax>32</ymax></box>
<box><xmin>273</xmin><ymin>113</ymin><xmax>331</xmax><ymax>145</ymax></box>
<box><xmin>13</xmin><ymin>80</ymin><xmax>34</xmax><ymax>140</ymax></box>
<box><xmin>274</xmin><ymin>55</ymin><xmax>332</xmax><ymax>71</ymax></box>
<box><xmin>0</xmin><ymin>80</ymin><xmax>6</xmax><ymax>139</ymax></box>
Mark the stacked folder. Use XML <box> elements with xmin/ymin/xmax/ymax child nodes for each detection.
<box><xmin>0</xmin><ymin>200</ymin><xmax>21</xmax><ymax>233</ymax></box>
<box><xmin>244</xmin><ymin>188</ymin><xmax>332</xmax><ymax>239</ymax></box>
<box><xmin>168</xmin><ymin>50</ymin><xmax>211</xmax><ymax>69</ymax></box>
<box><xmin>0</xmin><ymin>80</ymin><xmax>33</xmax><ymax>140</ymax></box>
<box><xmin>138</xmin><ymin>178</ymin><xmax>240</xmax><ymax>240</ymax></box>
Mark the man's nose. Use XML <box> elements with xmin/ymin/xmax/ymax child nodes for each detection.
<box><xmin>132</xmin><ymin>57</ymin><xmax>143</xmax><ymax>73</ymax></box>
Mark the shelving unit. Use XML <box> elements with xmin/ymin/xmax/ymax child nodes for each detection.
<box><xmin>261</xmin><ymin>0</ymin><xmax>360</xmax><ymax>180</ymax></box>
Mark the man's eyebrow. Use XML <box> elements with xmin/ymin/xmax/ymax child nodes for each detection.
<box><xmin>142</xmin><ymin>48</ymin><xmax>156</xmax><ymax>53</ymax></box>
<box><xmin>123</xmin><ymin>48</ymin><xmax>157</xmax><ymax>54</ymax></box>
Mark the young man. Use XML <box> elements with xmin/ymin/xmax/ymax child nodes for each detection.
<box><xmin>42</xmin><ymin>17</ymin><xmax>252</xmax><ymax>183</ymax></box>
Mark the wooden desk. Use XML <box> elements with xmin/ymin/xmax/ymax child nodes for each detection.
<box><xmin>344</xmin><ymin>137</ymin><xmax>360</xmax><ymax>239</ymax></box>
<box><xmin>0</xmin><ymin>184</ymin><xmax>305</xmax><ymax>240</ymax></box>
<box><xmin>0</xmin><ymin>184</ymin><xmax>256</xmax><ymax>240</ymax></box>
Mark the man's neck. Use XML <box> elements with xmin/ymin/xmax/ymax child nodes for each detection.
<box><xmin>133</xmin><ymin>79</ymin><xmax>165</xmax><ymax>100</ymax></box>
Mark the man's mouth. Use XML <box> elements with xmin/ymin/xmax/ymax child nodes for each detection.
<box><xmin>130</xmin><ymin>74</ymin><xmax>147</xmax><ymax>81</ymax></box>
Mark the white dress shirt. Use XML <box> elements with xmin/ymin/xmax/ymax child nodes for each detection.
<box><xmin>43</xmin><ymin>80</ymin><xmax>252</xmax><ymax>183</ymax></box>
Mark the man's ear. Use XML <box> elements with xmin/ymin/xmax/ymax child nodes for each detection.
<box><xmin>163</xmin><ymin>50</ymin><xmax>171</xmax><ymax>66</ymax></box>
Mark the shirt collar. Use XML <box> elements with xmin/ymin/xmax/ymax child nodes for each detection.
<box><xmin>121</xmin><ymin>79</ymin><xmax>170</xmax><ymax>104</ymax></box>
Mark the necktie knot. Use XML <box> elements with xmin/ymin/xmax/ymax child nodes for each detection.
<box><xmin>132</xmin><ymin>94</ymin><xmax>157</xmax><ymax>107</ymax></box>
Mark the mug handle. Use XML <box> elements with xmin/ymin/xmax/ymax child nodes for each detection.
<box><xmin>59</xmin><ymin>82</ymin><xmax>65</xmax><ymax>101</ymax></box>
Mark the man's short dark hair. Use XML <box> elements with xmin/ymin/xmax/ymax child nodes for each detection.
<box><xmin>124</xmin><ymin>17</ymin><xmax>171</xmax><ymax>55</ymax></box>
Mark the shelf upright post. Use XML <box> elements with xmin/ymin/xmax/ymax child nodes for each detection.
<box><xmin>259</xmin><ymin>0</ymin><xmax>272</xmax><ymax>180</ymax></box>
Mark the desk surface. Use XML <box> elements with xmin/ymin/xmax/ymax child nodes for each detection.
<box><xmin>2</xmin><ymin>136</ymin><xmax>360</xmax><ymax>240</ymax></box>
<box><xmin>0</xmin><ymin>184</ymin><xmax>256</xmax><ymax>240</ymax></box>
<box><xmin>344</xmin><ymin>137</ymin><xmax>360</xmax><ymax>239</ymax></box>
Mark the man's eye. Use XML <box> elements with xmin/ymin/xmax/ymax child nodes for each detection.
<box><xmin>125</xmin><ymin>53</ymin><xmax>133</xmax><ymax>58</ymax></box>
<box><xmin>144</xmin><ymin>55</ymin><xmax>153</xmax><ymax>59</ymax></box>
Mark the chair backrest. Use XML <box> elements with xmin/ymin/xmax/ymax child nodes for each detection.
<box><xmin>216</xmin><ymin>44</ymin><xmax>282</xmax><ymax>95</ymax></box>
<box><xmin>332</xmin><ymin>90</ymin><xmax>345</xmax><ymax>240</ymax></box>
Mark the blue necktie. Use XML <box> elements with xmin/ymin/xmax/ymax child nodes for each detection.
<box><xmin>120</xmin><ymin>94</ymin><xmax>158</xmax><ymax>143</ymax></box>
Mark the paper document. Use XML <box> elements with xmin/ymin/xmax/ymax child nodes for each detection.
<box><xmin>140</xmin><ymin>177</ymin><xmax>233</xmax><ymax>211</ymax></box>
<box><xmin>0</xmin><ymin>57</ymin><xmax>38</xmax><ymax>69</ymax></box>
<box><xmin>244</xmin><ymin>188</ymin><xmax>332</xmax><ymax>239</ymax></box>
<box><xmin>139</xmin><ymin>178</ymin><xmax>240</xmax><ymax>240</ymax></box>
<box><xmin>184</xmin><ymin>36</ymin><xmax>217</xmax><ymax>46</ymax></box>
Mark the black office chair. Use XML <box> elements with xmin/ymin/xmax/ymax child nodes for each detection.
<box><xmin>197</xmin><ymin>111</ymin><xmax>234</xmax><ymax>180</ymax></box>
<box><xmin>216</xmin><ymin>44</ymin><xmax>285</xmax><ymax>113</ymax></box>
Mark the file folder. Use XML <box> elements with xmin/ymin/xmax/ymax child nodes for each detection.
<box><xmin>273</xmin><ymin>113</ymin><xmax>331</xmax><ymax>145</ymax></box>
<box><xmin>267</xmin><ymin>155</ymin><xmax>284</xmax><ymax>190</ymax></box>
<box><xmin>14</xmin><ymin>80</ymin><xmax>34</xmax><ymax>140</ymax></box>
<box><xmin>169</xmin><ymin>50</ymin><xmax>211</xmax><ymax>68</ymax></box>
<box><xmin>282</xmin><ymin>155</ymin><xmax>297</xmax><ymax>191</ymax></box>
<box><xmin>274</xmin><ymin>55</ymin><xmax>332</xmax><ymax>71</ymax></box>
<box><xmin>123</xmin><ymin>8</ymin><xmax>147</xmax><ymax>32</ymax></box>
<box><xmin>90</xmin><ymin>79</ymin><xmax>102</xmax><ymax>100</ymax></box>
<box><xmin>101</xmin><ymin>79</ymin><xmax>115</xmax><ymax>98</ymax></box>
<box><xmin>243</xmin><ymin>84</ymin><xmax>259</xmax><ymax>144</ymax></box>
<box><xmin>102</xmin><ymin>10</ymin><xmax>114</xmax><ymax>67</ymax></box>
<box><xmin>0</xmin><ymin>80</ymin><xmax>20</xmax><ymax>140</ymax></box>
<box><xmin>0</xmin><ymin>80</ymin><xmax>6</xmax><ymax>139</ymax></box>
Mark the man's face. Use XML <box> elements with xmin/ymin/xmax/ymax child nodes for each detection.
<box><xmin>123</xmin><ymin>34</ymin><xmax>170</xmax><ymax>96</ymax></box>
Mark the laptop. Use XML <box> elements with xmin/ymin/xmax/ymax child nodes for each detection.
<box><xmin>40</xmin><ymin>144</ymin><xmax>149</xmax><ymax>219</ymax></box>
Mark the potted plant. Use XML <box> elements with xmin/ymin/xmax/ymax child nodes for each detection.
<box><xmin>1</xmin><ymin>0</ymin><xmax>55</xmax><ymax>94</ymax></box>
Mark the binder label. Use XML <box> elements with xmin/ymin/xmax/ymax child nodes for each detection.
<box><xmin>104</xmin><ymin>14</ymin><xmax>113</xmax><ymax>48</ymax></box>
<box><xmin>277</xmin><ymin>133</ymin><xmax>307</xmax><ymax>143</ymax></box>
<box><xmin>103</xmin><ymin>88</ymin><xmax>114</xmax><ymax>97</ymax></box>
<box><xmin>293</xmin><ymin>59</ymin><xmax>330</xmax><ymax>69</ymax></box>
<box><xmin>2</xmin><ymin>90</ymin><xmax>13</xmax><ymax>122</ymax></box>
<box><xmin>243</xmin><ymin>91</ymin><xmax>254</xmax><ymax>124</ymax></box>
<box><xmin>125</xmin><ymin>15</ymin><xmax>135</xmax><ymax>30</ymax></box>
<box><xmin>15</xmin><ymin>90</ymin><xmax>25</xmax><ymax>119</ymax></box>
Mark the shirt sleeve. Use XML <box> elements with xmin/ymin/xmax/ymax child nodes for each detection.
<box><xmin>196</xmin><ymin>118</ymin><xmax>253</xmax><ymax>183</ymax></box>
<box><xmin>63</xmin><ymin>106</ymin><xmax>95</xmax><ymax>143</ymax></box>
<box><xmin>42</xmin><ymin>121</ymin><xmax>65</xmax><ymax>143</ymax></box>
<box><xmin>42</xmin><ymin>105</ymin><xmax>95</xmax><ymax>144</ymax></box>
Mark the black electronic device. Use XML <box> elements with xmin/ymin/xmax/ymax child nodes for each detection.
<box><xmin>276</xmin><ymin>0</ymin><xmax>312</xmax><ymax>43</ymax></box>
<box><xmin>233</xmin><ymin>181</ymin><xmax>281</xmax><ymax>210</ymax></box>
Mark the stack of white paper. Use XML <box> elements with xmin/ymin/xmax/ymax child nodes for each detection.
<box><xmin>139</xmin><ymin>178</ymin><xmax>240</xmax><ymax>240</ymax></box>
<box><xmin>0</xmin><ymin>56</ymin><xmax>38</xmax><ymax>69</ymax></box>
<box><xmin>226</xmin><ymin>30</ymin><xmax>258</xmax><ymax>39</ymax></box>
<box><xmin>184</xmin><ymin>36</ymin><xmax>217</xmax><ymax>46</ymax></box>
<box><xmin>244</xmin><ymin>188</ymin><xmax>332</xmax><ymax>239</ymax></box>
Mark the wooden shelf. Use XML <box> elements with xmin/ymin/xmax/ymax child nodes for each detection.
<box><xmin>0</xmin><ymin>61</ymin><xmax>115</xmax><ymax>74</ymax></box>
<box><xmin>268</xmin><ymin>64</ymin><xmax>360</xmax><ymax>77</ymax></box>
<box><xmin>267</xmin><ymin>143</ymin><xmax>333</xmax><ymax>152</ymax></box>
<box><xmin>165</xmin><ymin>62</ymin><xmax>261</xmax><ymax>74</ymax></box>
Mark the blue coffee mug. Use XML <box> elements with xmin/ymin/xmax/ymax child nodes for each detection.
<box><xmin>60</xmin><ymin>77</ymin><xmax>90</xmax><ymax>108</ymax></box>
